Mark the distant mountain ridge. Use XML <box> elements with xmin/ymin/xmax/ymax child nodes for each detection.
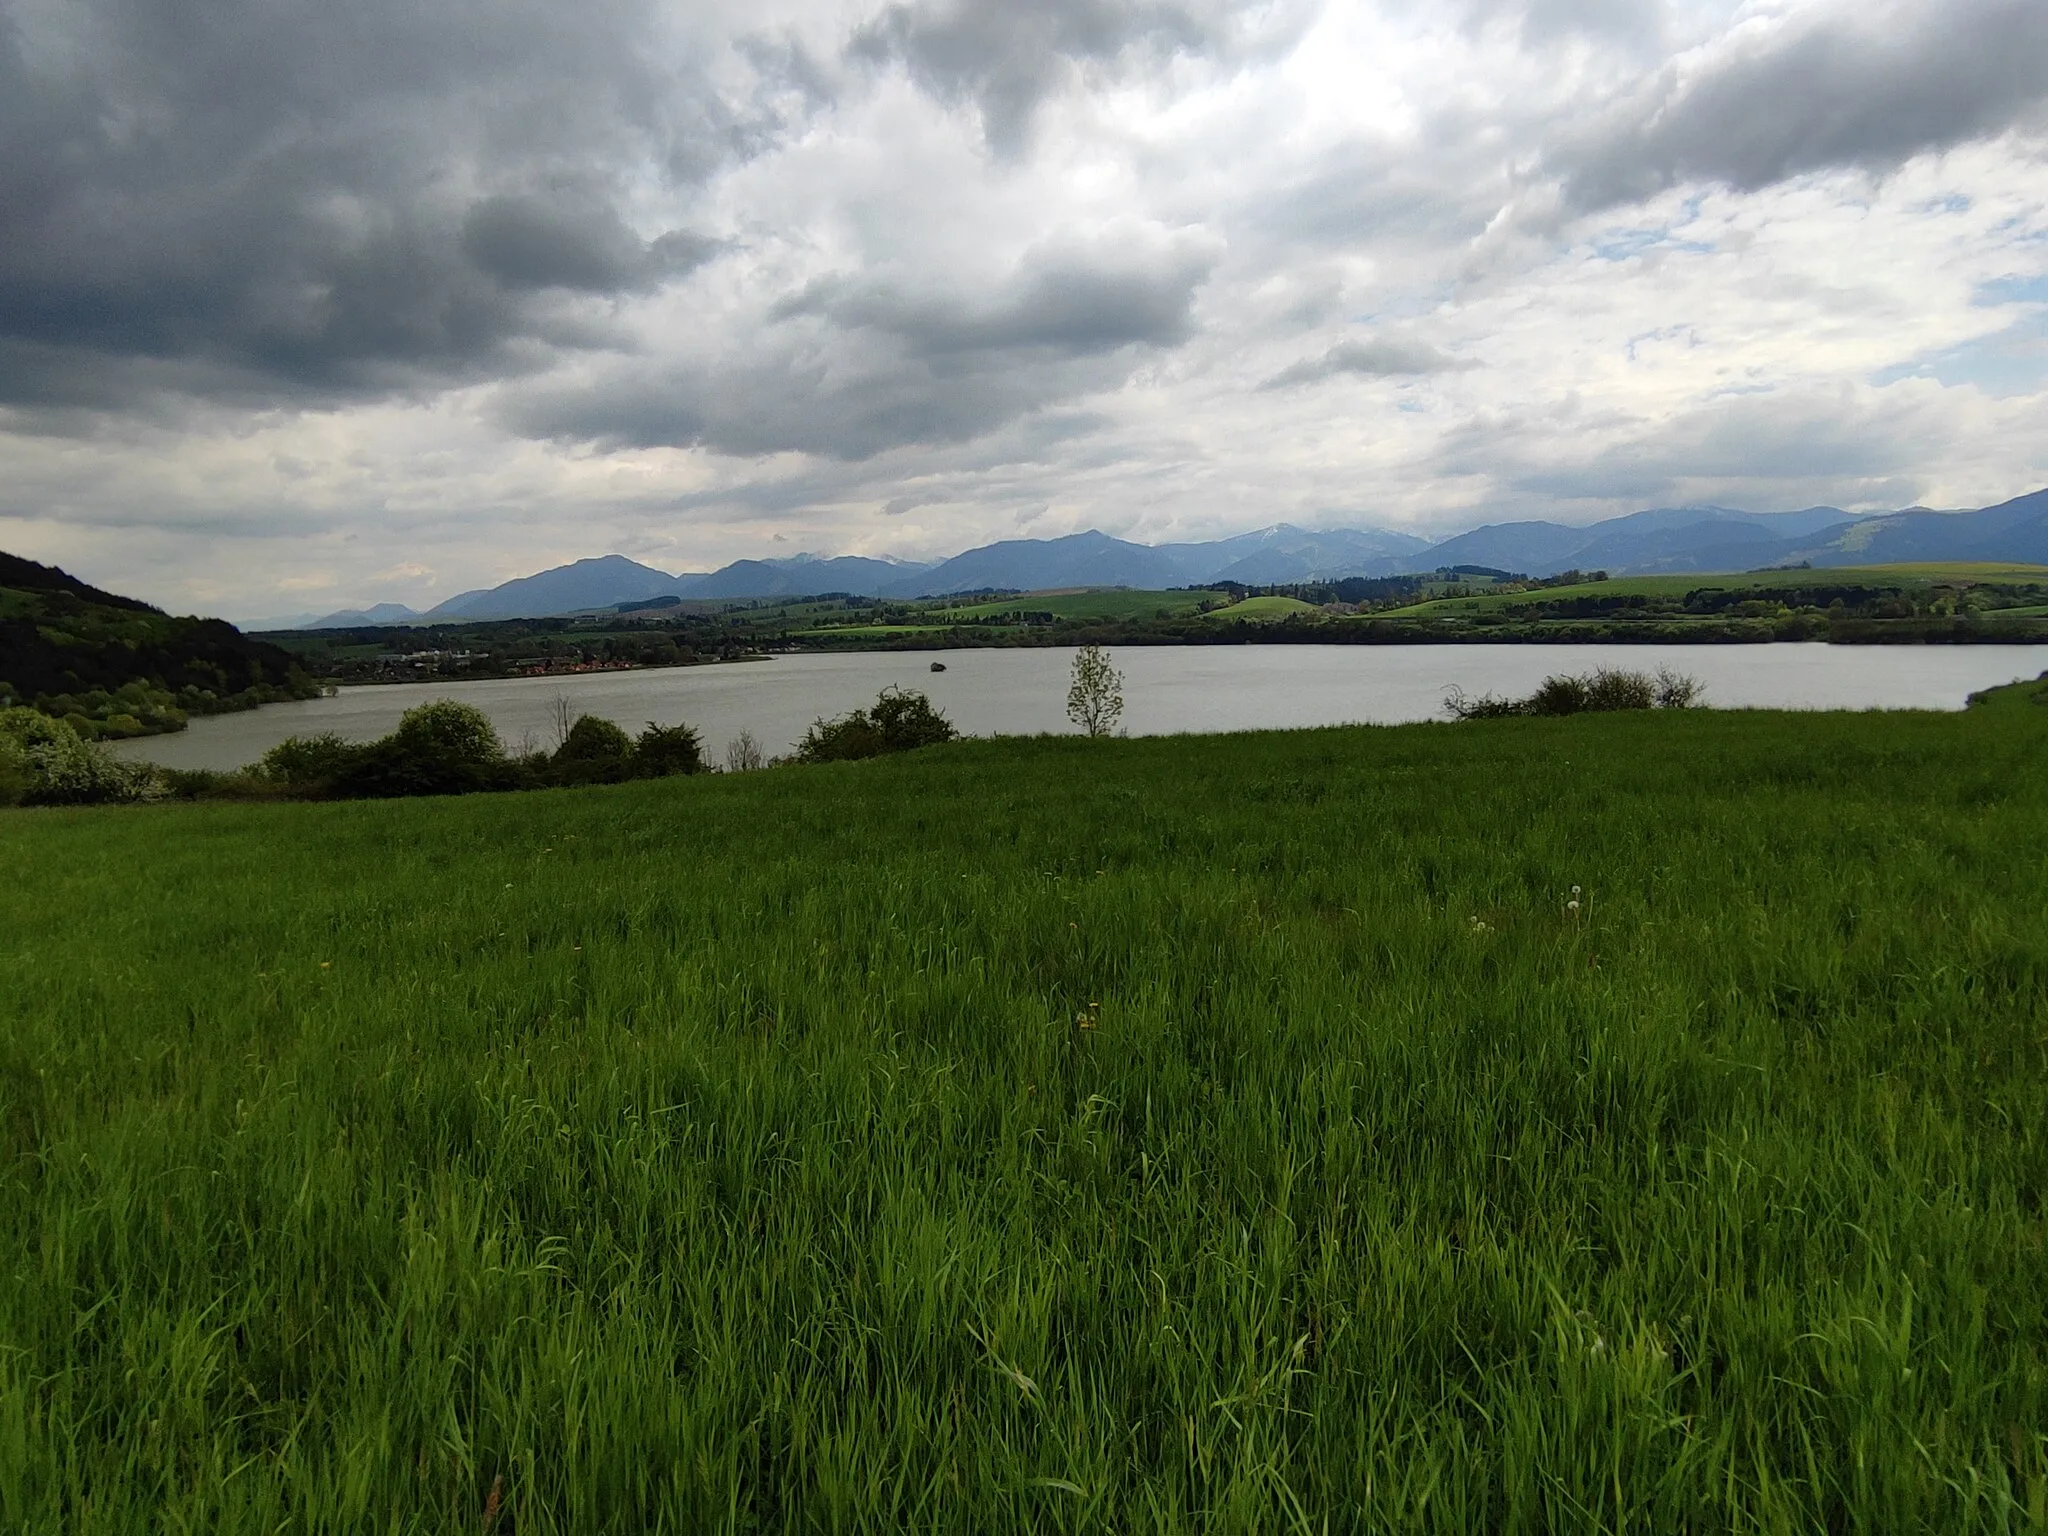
<box><xmin>1420</xmin><ymin>506</ymin><xmax>1865</xmax><ymax>577</ymax></box>
<box><xmin>426</xmin><ymin>555</ymin><xmax>697</xmax><ymax>622</ymax></box>
<box><xmin>270</xmin><ymin>489</ymin><xmax>2048</xmax><ymax>625</ymax></box>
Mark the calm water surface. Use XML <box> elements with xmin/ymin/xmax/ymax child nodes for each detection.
<box><xmin>113</xmin><ymin>643</ymin><xmax>2048</xmax><ymax>772</ymax></box>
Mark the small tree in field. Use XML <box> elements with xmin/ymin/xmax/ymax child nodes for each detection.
<box><xmin>1067</xmin><ymin>645</ymin><xmax>1124</xmax><ymax>737</ymax></box>
<box><xmin>724</xmin><ymin>730</ymin><xmax>765</xmax><ymax>773</ymax></box>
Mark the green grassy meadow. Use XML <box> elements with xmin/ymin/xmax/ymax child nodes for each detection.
<box><xmin>1202</xmin><ymin>596</ymin><xmax>1323</xmax><ymax>621</ymax></box>
<box><xmin>3</xmin><ymin>701</ymin><xmax>2048</xmax><ymax>1531</ymax></box>
<box><xmin>934</xmin><ymin>590</ymin><xmax>1216</xmax><ymax>622</ymax></box>
<box><xmin>1374</xmin><ymin>563</ymin><xmax>2048</xmax><ymax>618</ymax></box>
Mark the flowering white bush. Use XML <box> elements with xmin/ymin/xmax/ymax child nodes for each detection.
<box><xmin>0</xmin><ymin>708</ymin><xmax>167</xmax><ymax>805</ymax></box>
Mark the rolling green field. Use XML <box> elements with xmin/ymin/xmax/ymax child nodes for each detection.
<box><xmin>1375</xmin><ymin>563</ymin><xmax>2048</xmax><ymax>618</ymax></box>
<box><xmin>4</xmin><ymin>698</ymin><xmax>2048</xmax><ymax>1531</ymax></box>
<box><xmin>1202</xmin><ymin>595</ymin><xmax>1323</xmax><ymax>621</ymax></box>
<box><xmin>795</xmin><ymin>623</ymin><xmax>955</xmax><ymax>638</ymax></box>
<box><xmin>933</xmin><ymin>590</ymin><xmax>1217</xmax><ymax>622</ymax></box>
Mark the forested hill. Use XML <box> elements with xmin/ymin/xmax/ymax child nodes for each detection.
<box><xmin>0</xmin><ymin>552</ymin><xmax>320</xmax><ymax>737</ymax></box>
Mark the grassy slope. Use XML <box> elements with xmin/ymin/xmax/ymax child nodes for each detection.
<box><xmin>807</xmin><ymin>591</ymin><xmax>1216</xmax><ymax>639</ymax></box>
<box><xmin>1203</xmin><ymin>595</ymin><xmax>1323</xmax><ymax>620</ymax></box>
<box><xmin>3</xmin><ymin>707</ymin><xmax>2048</xmax><ymax>1531</ymax></box>
<box><xmin>935</xmin><ymin>590</ymin><xmax>1214</xmax><ymax>622</ymax></box>
<box><xmin>1374</xmin><ymin>563</ymin><xmax>2048</xmax><ymax>618</ymax></box>
<box><xmin>791</xmin><ymin>623</ymin><xmax>954</xmax><ymax>637</ymax></box>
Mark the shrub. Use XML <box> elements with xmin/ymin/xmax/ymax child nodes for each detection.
<box><xmin>1654</xmin><ymin>667</ymin><xmax>1705</xmax><ymax>709</ymax></box>
<box><xmin>1445</xmin><ymin>668</ymin><xmax>1705</xmax><ymax>722</ymax></box>
<box><xmin>388</xmin><ymin>700</ymin><xmax>503</xmax><ymax>765</ymax></box>
<box><xmin>332</xmin><ymin>699</ymin><xmax>512</xmax><ymax>799</ymax></box>
<box><xmin>1442</xmin><ymin>687</ymin><xmax>1525</xmax><ymax>721</ymax></box>
<box><xmin>0</xmin><ymin>735</ymin><xmax>27</xmax><ymax>807</ymax></box>
<box><xmin>868</xmin><ymin>688</ymin><xmax>957</xmax><ymax>751</ymax></box>
<box><xmin>0</xmin><ymin>707</ymin><xmax>165</xmax><ymax>805</ymax></box>
<box><xmin>260</xmin><ymin>732</ymin><xmax>362</xmax><ymax>789</ymax></box>
<box><xmin>795</xmin><ymin>688</ymin><xmax>957</xmax><ymax>764</ymax></box>
<box><xmin>550</xmin><ymin>714</ymin><xmax>635</xmax><ymax>786</ymax></box>
<box><xmin>557</xmin><ymin>715</ymin><xmax>633</xmax><ymax>763</ymax></box>
<box><xmin>633</xmin><ymin>722</ymin><xmax>705</xmax><ymax>778</ymax></box>
<box><xmin>1543</xmin><ymin>667</ymin><xmax>1658</xmax><ymax>715</ymax></box>
<box><xmin>795</xmin><ymin>712</ymin><xmax>887</xmax><ymax>764</ymax></box>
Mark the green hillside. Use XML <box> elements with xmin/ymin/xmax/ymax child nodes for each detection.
<box><xmin>4</xmin><ymin>700</ymin><xmax>2046</xmax><ymax>1529</ymax></box>
<box><xmin>1375</xmin><ymin>563</ymin><xmax>2048</xmax><ymax>618</ymax></box>
<box><xmin>1358</xmin><ymin>562</ymin><xmax>2048</xmax><ymax>641</ymax></box>
<box><xmin>0</xmin><ymin>552</ymin><xmax>320</xmax><ymax>736</ymax></box>
<box><xmin>930</xmin><ymin>589</ymin><xmax>1218</xmax><ymax>622</ymax></box>
<box><xmin>1203</xmin><ymin>593</ymin><xmax>1323</xmax><ymax>620</ymax></box>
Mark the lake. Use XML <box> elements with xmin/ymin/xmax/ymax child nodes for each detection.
<box><xmin>111</xmin><ymin>643</ymin><xmax>2048</xmax><ymax>772</ymax></box>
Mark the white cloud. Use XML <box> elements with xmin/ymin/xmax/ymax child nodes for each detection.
<box><xmin>1</xmin><ymin>0</ymin><xmax>2045</xmax><ymax>614</ymax></box>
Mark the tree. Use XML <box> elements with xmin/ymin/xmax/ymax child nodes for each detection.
<box><xmin>867</xmin><ymin>687</ymin><xmax>958</xmax><ymax>751</ymax></box>
<box><xmin>336</xmin><ymin>698</ymin><xmax>507</xmax><ymax>797</ymax></box>
<box><xmin>555</xmin><ymin>714</ymin><xmax>632</xmax><ymax>763</ymax></box>
<box><xmin>633</xmin><ymin>721</ymin><xmax>705</xmax><ymax>777</ymax></box>
<box><xmin>390</xmin><ymin>699</ymin><xmax>503</xmax><ymax>765</ymax></box>
<box><xmin>551</xmin><ymin>714</ymin><xmax>634</xmax><ymax>785</ymax></box>
<box><xmin>548</xmin><ymin>693</ymin><xmax>576</xmax><ymax>752</ymax></box>
<box><xmin>1066</xmin><ymin>645</ymin><xmax>1124</xmax><ymax>737</ymax></box>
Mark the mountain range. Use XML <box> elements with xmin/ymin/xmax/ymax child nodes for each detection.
<box><xmin>266</xmin><ymin>488</ymin><xmax>2048</xmax><ymax>627</ymax></box>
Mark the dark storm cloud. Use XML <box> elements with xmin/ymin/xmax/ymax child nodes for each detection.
<box><xmin>460</xmin><ymin>195</ymin><xmax>720</xmax><ymax>294</ymax></box>
<box><xmin>1261</xmin><ymin>336</ymin><xmax>1470</xmax><ymax>388</ymax></box>
<box><xmin>848</xmin><ymin>0</ymin><xmax>1258</xmax><ymax>154</ymax></box>
<box><xmin>776</xmin><ymin>244</ymin><xmax>1208</xmax><ymax>355</ymax></box>
<box><xmin>0</xmin><ymin>0</ymin><xmax>752</xmax><ymax>413</ymax></box>
<box><xmin>510</xmin><ymin>240</ymin><xmax>1216</xmax><ymax>458</ymax></box>
<box><xmin>1549</xmin><ymin>0</ymin><xmax>2048</xmax><ymax>213</ymax></box>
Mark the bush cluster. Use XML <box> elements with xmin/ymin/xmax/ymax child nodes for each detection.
<box><xmin>9</xmin><ymin>687</ymin><xmax>963</xmax><ymax>809</ymax></box>
<box><xmin>792</xmin><ymin>688</ymin><xmax>957</xmax><ymax>764</ymax></box>
<box><xmin>1446</xmin><ymin>666</ymin><xmax>1704</xmax><ymax>720</ymax></box>
<box><xmin>0</xmin><ymin>708</ymin><xmax>168</xmax><ymax>806</ymax></box>
<box><xmin>256</xmin><ymin>701</ymin><xmax>707</xmax><ymax>799</ymax></box>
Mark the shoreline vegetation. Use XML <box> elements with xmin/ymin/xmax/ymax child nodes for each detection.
<box><xmin>250</xmin><ymin>562</ymin><xmax>2048</xmax><ymax>700</ymax></box>
<box><xmin>7</xmin><ymin>662</ymin><xmax>2039</xmax><ymax>811</ymax></box>
<box><xmin>0</xmin><ymin>684</ymin><xmax>967</xmax><ymax>807</ymax></box>
<box><xmin>7</xmin><ymin>551</ymin><xmax>2046</xmax><ymax>743</ymax></box>
<box><xmin>2</xmin><ymin>678</ymin><xmax>2045</xmax><ymax>1527</ymax></box>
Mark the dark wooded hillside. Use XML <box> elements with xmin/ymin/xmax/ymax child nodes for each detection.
<box><xmin>0</xmin><ymin>553</ymin><xmax>319</xmax><ymax>736</ymax></box>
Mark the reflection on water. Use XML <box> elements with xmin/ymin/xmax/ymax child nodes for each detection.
<box><xmin>112</xmin><ymin>642</ymin><xmax>2047</xmax><ymax>772</ymax></box>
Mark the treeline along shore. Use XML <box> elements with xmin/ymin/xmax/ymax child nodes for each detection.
<box><xmin>272</xmin><ymin>564</ymin><xmax>2048</xmax><ymax>691</ymax></box>
<box><xmin>6</xmin><ymin>550</ymin><xmax>2045</xmax><ymax>738</ymax></box>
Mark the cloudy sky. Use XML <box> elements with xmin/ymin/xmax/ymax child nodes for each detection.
<box><xmin>3</xmin><ymin>0</ymin><xmax>2045</xmax><ymax>618</ymax></box>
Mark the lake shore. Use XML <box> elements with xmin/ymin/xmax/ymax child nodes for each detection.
<box><xmin>108</xmin><ymin>641</ymin><xmax>2048</xmax><ymax>771</ymax></box>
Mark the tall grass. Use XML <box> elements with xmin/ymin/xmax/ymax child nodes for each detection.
<box><xmin>2</xmin><ymin>706</ymin><xmax>2045</xmax><ymax>1531</ymax></box>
